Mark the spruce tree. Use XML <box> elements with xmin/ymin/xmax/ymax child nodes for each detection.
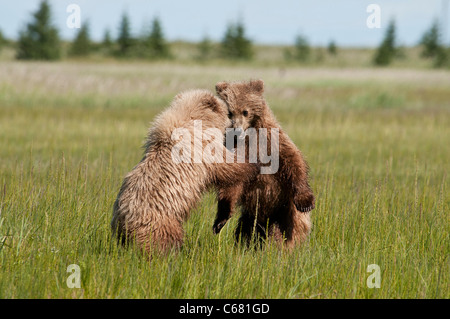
<box><xmin>234</xmin><ymin>22</ymin><xmax>253</xmax><ymax>59</ymax></box>
<box><xmin>69</xmin><ymin>22</ymin><xmax>91</xmax><ymax>56</ymax></box>
<box><xmin>16</xmin><ymin>0</ymin><xmax>61</xmax><ymax>60</ymax></box>
<box><xmin>293</xmin><ymin>35</ymin><xmax>310</xmax><ymax>62</ymax></box>
<box><xmin>117</xmin><ymin>13</ymin><xmax>133</xmax><ymax>57</ymax></box>
<box><xmin>220</xmin><ymin>21</ymin><xmax>253</xmax><ymax>60</ymax></box>
<box><xmin>221</xmin><ymin>24</ymin><xmax>236</xmax><ymax>58</ymax></box>
<box><xmin>433</xmin><ymin>46</ymin><xmax>449</xmax><ymax>68</ymax></box>
<box><xmin>144</xmin><ymin>17</ymin><xmax>170</xmax><ymax>59</ymax></box>
<box><xmin>196</xmin><ymin>36</ymin><xmax>213</xmax><ymax>61</ymax></box>
<box><xmin>327</xmin><ymin>40</ymin><xmax>337</xmax><ymax>55</ymax></box>
<box><xmin>0</xmin><ymin>29</ymin><xmax>5</xmax><ymax>52</ymax></box>
<box><xmin>374</xmin><ymin>20</ymin><xmax>397</xmax><ymax>66</ymax></box>
<box><xmin>419</xmin><ymin>20</ymin><xmax>441</xmax><ymax>58</ymax></box>
<box><xmin>102</xmin><ymin>29</ymin><xmax>113</xmax><ymax>49</ymax></box>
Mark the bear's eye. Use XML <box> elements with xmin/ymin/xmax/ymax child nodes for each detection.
<box><xmin>228</xmin><ymin>112</ymin><xmax>233</xmax><ymax>119</ymax></box>
<box><xmin>243</xmin><ymin>110</ymin><xmax>248</xmax><ymax>117</ymax></box>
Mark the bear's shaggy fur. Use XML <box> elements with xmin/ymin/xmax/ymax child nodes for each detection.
<box><xmin>111</xmin><ymin>89</ymin><xmax>257</xmax><ymax>254</ymax></box>
<box><xmin>212</xmin><ymin>80</ymin><xmax>315</xmax><ymax>249</ymax></box>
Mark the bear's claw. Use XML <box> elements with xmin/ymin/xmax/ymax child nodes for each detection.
<box><xmin>294</xmin><ymin>193</ymin><xmax>315</xmax><ymax>213</ymax></box>
<box><xmin>295</xmin><ymin>203</ymin><xmax>315</xmax><ymax>212</ymax></box>
<box><xmin>213</xmin><ymin>220</ymin><xmax>227</xmax><ymax>234</ymax></box>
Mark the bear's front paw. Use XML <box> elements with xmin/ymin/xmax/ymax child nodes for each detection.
<box><xmin>213</xmin><ymin>219</ymin><xmax>228</xmax><ymax>234</ymax></box>
<box><xmin>294</xmin><ymin>192</ymin><xmax>315</xmax><ymax>213</ymax></box>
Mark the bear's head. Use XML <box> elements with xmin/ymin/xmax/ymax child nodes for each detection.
<box><xmin>215</xmin><ymin>79</ymin><xmax>267</xmax><ymax>131</ymax></box>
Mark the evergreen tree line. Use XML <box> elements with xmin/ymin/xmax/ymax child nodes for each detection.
<box><xmin>1</xmin><ymin>0</ymin><xmax>448</xmax><ymax>67</ymax></box>
<box><xmin>373</xmin><ymin>19</ymin><xmax>449</xmax><ymax>67</ymax></box>
<box><xmin>7</xmin><ymin>0</ymin><xmax>254</xmax><ymax>61</ymax></box>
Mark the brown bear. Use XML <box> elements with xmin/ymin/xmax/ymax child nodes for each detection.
<box><xmin>111</xmin><ymin>89</ymin><xmax>258</xmax><ymax>255</ymax></box>
<box><xmin>212</xmin><ymin>79</ymin><xmax>315</xmax><ymax>249</ymax></box>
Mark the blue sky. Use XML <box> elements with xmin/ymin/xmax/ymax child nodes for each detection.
<box><xmin>1</xmin><ymin>0</ymin><xmax>448</xmax><ymax>47</ymax></box>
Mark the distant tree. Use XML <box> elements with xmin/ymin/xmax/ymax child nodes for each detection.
<box><xmin>0</xmin><ymin>29</ymin><xmax>5</xmax><ymax>52</ymax></box>
<box><xmin>315</xmin><ymin>48</ymin><xmax>325</xmax><ymax>63</ymax></box>
<box><xmin>395</xmin><ymin>45</ymin><xmax>407</xmax><ymax>59</ymax></box>
<box><xmin>327</xmin><ymin>40</ymin><xmax>337</xmax><ymax>55</ymax></box>
<box><xmin>293</xmin><ymin>34</ymin><xmax>310</xmax><ymax>62</ymax></box>
<box><xmin>373</xmin><ymin>19</ymin><xmax>397</xmax><ymax>66</ymax></box>
<box><xmin>116</xmin><ymin>12</ymin><xmax>133</xmax><ymax>56</ymax></box>
<box><xmin>419</xmin><ymin>20</ymin><xmax>441</xmax><ymax>58</ymax></box>
<box><xmin>102</xmin><ymin>29</ymin><xmax>113</xmax><ymax>49</ymax></box>
<box><xmin>16</xmin><ymin>0</ymin><xmax>61</xmax><ymax>60</ymax></box>
<box><xmin>221</xmin><ymin>21</ymin><xmax>253</xmax><ymax>60</ymax></box>
<box><xmin>433</xmin><ymin>46</ymin><xmax>449</xmax><ymax>68</ymax></box>
<box><xmin>69</xmin><ymin>22</ymin><xmax>92</xmax><ymax>56</ymax></box>
<box><xmin>196</xmin><ymin>35</ymin><xmax>213</xmax><ymax>61</ymax></box>
<box><xmin>233</xmin><ymin>22</ymin><xmax>253</xmax><ymax>59</ymax></box>
<box><xmin>221</xmin><ymin>24</ymin><xmax>235</xmax><ymax>57</ymax></box>
<box><xmin>143</xmin><ymin>17</ymin><xmax>171</xmax><ymax>59</ymax></box>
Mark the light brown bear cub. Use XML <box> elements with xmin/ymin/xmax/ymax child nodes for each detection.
<box><xmin>111</xmin><ymin>89</ymin><xmax>258</xmax><ymax>254</ymax></box>
<box><xmin>213</xmin><ymin>79</ymin><xmax>315</xmax><ymax>249</ymax></box>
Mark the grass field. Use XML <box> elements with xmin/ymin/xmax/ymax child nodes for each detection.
<box><xmin>0</xmin><ymin>60</ymin><xmax>448</xmax><ymax>298</ymax></box>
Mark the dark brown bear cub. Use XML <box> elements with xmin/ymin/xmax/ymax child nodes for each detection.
<box><xmin>213</xmin><ymin>79</ymin><xmax>315</xmax><ymax>249</ymax></box>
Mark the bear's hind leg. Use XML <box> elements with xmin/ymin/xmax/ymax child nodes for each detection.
<box><xmin>268</xmin><ymin>206</ymin><xmax>311</xmax><ymax>250</ymax></box>
<box><xmin>289</xmin><ymin>210</ymin><xmax>311</xmax><ymax>247</ymax></box>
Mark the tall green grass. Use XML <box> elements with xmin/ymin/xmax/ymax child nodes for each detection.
<box><xmin>0</xmin><ymin>62</ymin><xmax>448</xmax><ymax>298</ymax></box>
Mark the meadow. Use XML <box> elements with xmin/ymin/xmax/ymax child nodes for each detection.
<box><xmin>0</xmin><ymin>59</ymin><xmax>448</xmax><ymax>298</ymax></box>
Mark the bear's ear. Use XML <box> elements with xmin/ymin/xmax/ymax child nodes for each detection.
<box><xmin>215</xmin><ymin>81</ymin><xmax>229</xmax><ymax>96</ymax></box>
<box><xmin>202</xmin><ymin>95</ymin><xmax>220</xmax><ymax>113</ymax></box>
<box><xmin>249</xmin><ymin>79</ymin><xmax>264</xmax><ymax>95</ymax></box>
